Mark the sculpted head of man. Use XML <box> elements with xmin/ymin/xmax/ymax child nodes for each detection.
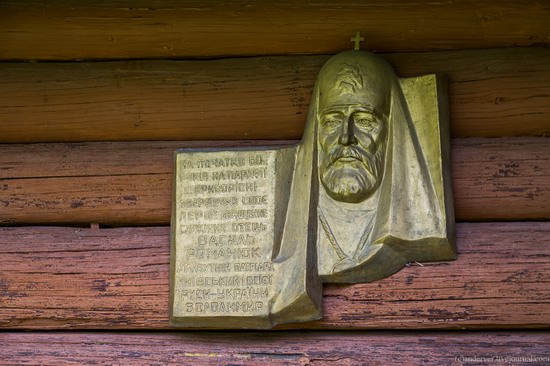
<box><xmin>317</xmin><ymin>51</ymin><xmax>394</xmax><ymax>204</ymax></box>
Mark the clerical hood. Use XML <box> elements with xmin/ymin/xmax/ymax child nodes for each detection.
<box><xmin>270</xmin><ymin>50</ymin><xmax>455</xmax><ymax>322</ymax></box>
<box><xmin>275</xmin><ymin>49</ymin><xmax>455</xmax><ymax>280</ymax></box>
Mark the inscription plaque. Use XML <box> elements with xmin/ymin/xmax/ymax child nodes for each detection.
<box><xmin>171</xmin><ymin>148</ymin><xmax>321</xmax><ymax>328</ymax></box>
<box><xmin>170</xmin><ymin>35</ymin><xmax>455</xmax><ymax>328</ymax></box>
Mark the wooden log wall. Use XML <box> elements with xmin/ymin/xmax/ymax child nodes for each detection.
<box><xmin>1</xmin><ymin>1</ymin><xmax>549</xmax><ymax>364</ymax></box>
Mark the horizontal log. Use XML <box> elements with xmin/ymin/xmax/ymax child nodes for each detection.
<box><xmin>451</xmin><ymin>137</ymin><xmax>550</xmax><ymax>221</ymax></box>
<box><xmin>1</xmin><ymin>1</ymin><xmax>549</xmax><ymax>60</ymax></box>
<box><xmin>0</xmin><ymin>332</ymin><xmax>548</xmax><ymax>365</ymax></box>
<box><xmin>0</xmin><ymin>138</ymin><xmax>548</xmax><ymax>226</ymax></box>
<box><xmin>1</xmin><ymin>49</ymin><xmax>549</xmax><ymax>143</ymax></box>
<box><xmin>0</xmin><ymin>222</ymin><xmax>548</xmax><ymax>330</ymax></box>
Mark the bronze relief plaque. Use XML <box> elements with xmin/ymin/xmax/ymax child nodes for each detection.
<box><xmin>170</xmin><ymin>46</ymin><xmax>455</xmax><ymax>328</ymax></box>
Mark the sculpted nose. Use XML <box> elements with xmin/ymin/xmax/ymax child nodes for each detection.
<box><xmin>338</xmin><ymin>114</ymin><xmax>358</xmax><ymax>146</ymax></box>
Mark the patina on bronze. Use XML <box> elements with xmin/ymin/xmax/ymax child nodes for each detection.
<box><xmin>170</xmin><ymin>34</ymin><xmax>455</xmax><ymax>328</ymax></box>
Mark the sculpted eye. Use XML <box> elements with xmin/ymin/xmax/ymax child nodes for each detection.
<box><xmin>321</xmin><ymin>116</ymin><xmax>341</xmax><ymax>130</ymax></box>
<box><xmin>354</xmin><ymin>117</ymin><xmax>374</xmax><ymax>128</ymax></box>
<box><xmin>355</xmin><ymin>118</ymin><xmax>372</xmax><ymax>126</ymax></box>
<box><xmin>354</xmin><ymin>113</ymin><xmax>379</xmax><ymax>131</ymax></box>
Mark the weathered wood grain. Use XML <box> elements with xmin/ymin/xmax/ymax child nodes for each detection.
<box><xmin>0</xmin><ymin>222</ymin><xmax>548</xmax><ymax>330</ymax></box>
<box><xmin>451</xmin><ymin>138</ymin><xmax>550</xmax><ymax>222</ymax></box>
<box><xmin>1</xmin><ymin>49</ymin><xmax>549</xmax><ymax>143</ymax></box>
<box><xmin>0</xmin><ymin>138</ymin><xmax>548</xmax><ymax>225</ymax></box>
<box><xmin>0</xmin><ymin>332</ymin><xmax>548</xmax><ymax>365</ymax></box>
<box><xmin>1</xmin><ymin>1</ymin><xmax>549</xmax><ymax>60</ymax></box>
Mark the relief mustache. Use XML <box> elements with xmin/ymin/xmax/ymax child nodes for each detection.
<box><xmin>328</xmin><ymin>146</ymin><xmax>376</xmax><ymax>175</ymax></box>
<box><xmin>330</xmin><ymin>146</ymin><xmax>364</xmax><ymax>163</ymax></box>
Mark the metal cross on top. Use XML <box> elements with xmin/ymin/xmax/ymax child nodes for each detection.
<box><xmin>351</xmin><ymin>31</ymin><xmax>365</xmax><ymax>51</ymax></box>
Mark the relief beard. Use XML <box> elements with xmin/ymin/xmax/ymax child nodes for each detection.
<box><xmin>321</xmin><ymin>147</ymin><xmax>384</xmax><ymax>203</ymax></box>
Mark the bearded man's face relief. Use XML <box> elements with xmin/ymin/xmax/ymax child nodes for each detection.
<box><xmin>319</xmin><ymin>103</ymin><xmax>387</xmax><ymax>203</ymax></box>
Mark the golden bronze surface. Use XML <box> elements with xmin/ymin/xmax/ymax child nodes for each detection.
<box><xmin>170</xmin><ymin>41</ymin><xmax>455</xmax><ymax>328</ymax></box>
<box><xmin>170</xmin><ymin>148</ymin><xmax>321</xmax><ymax>328</ymax></box>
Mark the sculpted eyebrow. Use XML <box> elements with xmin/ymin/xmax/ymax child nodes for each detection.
<box><xmin>321</xmin><ymin>105</ymin><xmax>374</xmax><ymax>114</ymax></box>
<box><xmin>321</xmin><ymin>111</ymin><xmax>342</xmax><ymax>117</ymax></box>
